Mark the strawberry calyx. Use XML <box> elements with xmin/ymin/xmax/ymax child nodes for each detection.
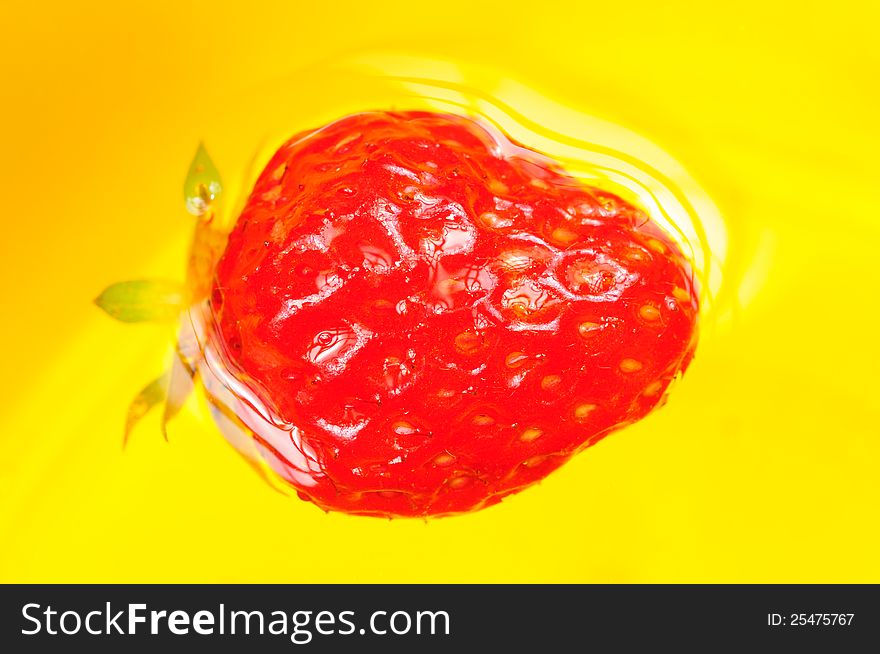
<box><xmin>95</xmin><ymin>144</ymin><xmax>227</xmax><ymax>443</ymax></box>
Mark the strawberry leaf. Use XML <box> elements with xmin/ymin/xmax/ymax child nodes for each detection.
<box><xmin>124</xmin><ymin>373</ymin><xmax>168</xmax><ymax>447</ymax></box>
<box><xmin>184</xmin><ymin>142</ymin><xmax>223</xmax><ymax>217</ymax></box>
<box><xmin>94</xmin><ymin>280</ymin><xmax>184</xmax><ymax>323</ymax></box>
<box><xmin>161</xmin><ymin>351</ymin><xmax>194</xmax><ymax>440</ymax></box>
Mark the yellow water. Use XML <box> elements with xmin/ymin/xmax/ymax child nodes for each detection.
<box><xmin>1</xmin><ymin>1</ymin><xmax>878</xmax><ymax>583</ymax></box>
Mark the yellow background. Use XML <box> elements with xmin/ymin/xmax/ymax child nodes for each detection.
<box><xmin>2</xmin><ymin>1</ymin><xmax>878</xmax><ymax>582</ymax></box>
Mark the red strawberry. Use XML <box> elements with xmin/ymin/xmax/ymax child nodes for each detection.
<box><xmin>207</xmin><ymin>111</ymin><xmax>698</xmax><ymax>517</ymax></box>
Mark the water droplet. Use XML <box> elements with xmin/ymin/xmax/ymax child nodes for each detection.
<box><xmin>418</xmin><ymin>210</ymin><xmax>476</xmax><ymax>259</ymax></box>
<box><xmin>384</xmin><ymin>357</ymin><xmax>412</xmax><ymax>391</ymax></box>
<box><xmin>554</xmin><ymin>250</ymin><xmax>638</xmax><ymax>301</ymax></box>
<box><xmin>184</xmin><ymin>143</ymin><xmax>223</xmax><ymax>217</ymax></box>
<box><xmin>502</xmin><ymin>281</ymin><xmax>555</xmax><ymax>317</ymax></box>
<box><xmin>462</xmin><ymin>264</ymin><xmax>492</xmax><ymax>292</ymax></box>
<box><xmin>571</xmin><ymin>263</ymin><xmax>617</xmax><ymax>294</ymax></box>
<box><xmin>360</xmin><ymin>242</ymin><xmax>394</xmax><ymax>272</ymax></box>
<box><xmin>305</xmin><ymin>326</ymin><xmax>363</xmax><ymax>369</ymax></box>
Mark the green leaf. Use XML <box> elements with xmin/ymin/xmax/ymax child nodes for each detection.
<box><xmin>184</xmin><ymin>142</ymin><xmax>223</xmax><ymax>217</ymax></box>
<box><xmin>161</xmin><ymin>352</ymin><xmax>194</xmax><ymax>440</ymax></box>
<box><xmin>94</xmin><ymin>280</ymin><xmax>184</xmax><ymax>323</ymax></box>
<box><xmin>124</xmin><ymin>373</ymin><xmax>168</xmax><ymax>447</ymax></box>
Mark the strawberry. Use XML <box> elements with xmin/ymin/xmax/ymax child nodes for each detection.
<box><xmin>207</xmin><ymin>111</ymin><xmax>698</xmax><ymax>517</ymax></box>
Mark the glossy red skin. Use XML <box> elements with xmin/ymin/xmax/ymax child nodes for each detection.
<box><xmin>212</xmin><ymin>111</ymin><xmax>698</xmax><ymax>517</ymax></box>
